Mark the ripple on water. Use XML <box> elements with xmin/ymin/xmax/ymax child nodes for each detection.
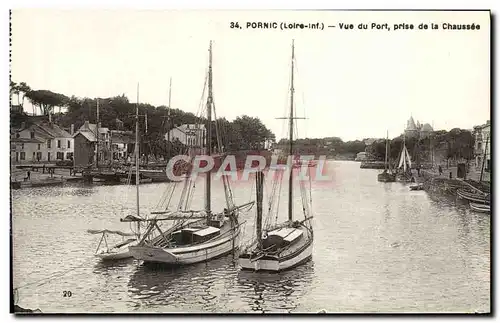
<box><xmin>12</xmin><ymin>162</ymin><xmax>490</xmax><ymax>313</ymax></box>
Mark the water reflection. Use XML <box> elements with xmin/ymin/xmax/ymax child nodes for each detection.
<box><xmin>127</xmin><ymin>255</ymin><xmax>239</xmax><ymax>311</ymax></box>
<box><xmin>236</xmin><ymin>261</ymin><xmax>314</xmax><ymax>313</ymax></box>
<box><xmin>12</xmin><ymin>161</ymin><xmax>490</xmax><ymax>313</ymax></box>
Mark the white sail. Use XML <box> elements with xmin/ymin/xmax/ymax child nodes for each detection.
<box><xmin>398</xmin><ymin>144</ymin><xmax>406</xmax><ymax>170</ymax></box>
<box><xmin>397</xmin><ymin>144</ymin><xmax>411</xmax><ymax>172</ymax></box>
<box><xmin>405</xmin><ymin>145</ymin><xmax>412</xmax><ymax>169</ymax></box>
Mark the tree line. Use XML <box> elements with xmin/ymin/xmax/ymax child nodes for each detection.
<box><xmin>365</xmin><ymin>129</ymin><xmax>475</xmax><ymax>163</ymax></box>
<box><xmin>276</xmin><ymin>137</ymin><xmax>367</xmax><ymax>158</ymax></box>
<box><xmin>275</xmin><ymin>129</ymin><xmax>475</xmax><ymax>164</ymax></box>
<box><xmin>10</xmin><ymin>81</ymin><xmax>276</xmax><ymax>159</ymax></box>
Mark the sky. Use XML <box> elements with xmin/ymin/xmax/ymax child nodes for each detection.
<box><xmin>11</xmin><ymin>10</ymin><xmax>490</xmax><ymax>141</ymax></box>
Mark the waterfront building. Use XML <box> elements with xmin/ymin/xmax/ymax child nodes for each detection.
<box><xmin>473</xmin><ymin>120</ymin><xmax>491</xmax><ymax>176</ymax></box>
<box><xmin>73</xmin><ymin>121</ymin><xmax>111</xmax><ymax>168</ymax></box>
<box><xmin>10</xmin><ymin>120</ymin><xmax>74</xmax><ymax>164</ymax></box>
<box><xmin>165</xmin><ymin>124</ymin><xmax>206</xmax><ymax>147</ymax></box>
<box><xmin>110</xmin><ymin>130</ymin><xmax>134</xmax><ymax>160</ymax></box>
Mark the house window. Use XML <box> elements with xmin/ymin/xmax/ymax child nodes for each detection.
<box><xmin>32</xmin><ymin>152</ymin><xmax>35</xmax><ymax>160</ymax></box>
<box><xmin>48</xmin><ymin>152</ymin><xmax>51</xmax><ymax>161</ymax></box>
<box><xmin>66</xmin><ymin>152</ymin><xmax>73</xmax><ymax>160</ymax></box>
<box><xmin>20</xmin><ymin>152</ymin><xmax>25</xmax><ymax>160</ymax></box>
<box><xmin>37</xmin><ymin>144</ymin><xmax>41</xmax><ymax>150</ymax></box>
<box><xmin>36</xmin><ymin>152</ymin><xmax>42</xmax><ymax>161</ymax></box>
<box><xmin>67</xmin><ymin>140</ymin><xmax>71</xmax><ymax>149</ymax></box>
<box><xmin>30</xmin><ymin>131</ymin><xmax>35</xmax><ymax>139</ymax></box>
<box><xmin>57</xmin><ymin>140</ymin><xmax>61</xmax><ymax>148</ymax></box>
<box><xmin>57</xmin><ymin>152</ymin><xmax>64</xmax><ymax>160</ymax></box>
<box><xmin>47</xmin><ymin>140</ymin><xmax>51</xmax><ymax>149</ymax></box>
<box><xmin>21</xmin><ymin>143</ymin><xmax>24</xmax><ymax>150</ymax></box>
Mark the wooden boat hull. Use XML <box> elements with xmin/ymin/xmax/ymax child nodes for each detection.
<box><xmin>457</xmin><ymin>189</ymin><xmax>490</xmax><ymax>205</ymax></box>
<box><xmin>239</xmin><ymin>237</ymin><xmax>313</xmax><ymax>272</ymax></box>
<box><xmin>129</xmin><ymin>227</ymin><xmax>241</xmax><ymax>265</ymax></box>
<box><xmin>140</xmin><ymin>170</ymin><xmax>171</xmax><ymax>183</ymax></box>
<box><xmin>409</xmin><ymin>183</ymin><xmax>424</xmax><ymax>191</ymax></box>
<box><xmin>95</xmin><ymin>250</ymin><xmax>132</xmax><ymax>260</ymax></box>
<box><xmin>470</xmin><ymin>202</ymin><xmax>490</xmax><ymax>213</ymax></box>
<box><xmin>377</xmin><ymin>173</ymin><xmax>396</xmax><ymax>182</ymax></box>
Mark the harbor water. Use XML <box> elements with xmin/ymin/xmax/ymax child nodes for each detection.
<box><xmin>12</xmin><ymin>161</ymin><xmax>490</xmax><ymax>313</ymax></box>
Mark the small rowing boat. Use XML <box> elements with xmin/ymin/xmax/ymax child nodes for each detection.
<box><xmin>457</xmin><ymin>189</ymin><xmax>490</xmax><ymax>205</ymax></box>
<box><xmin>469</xmin><ymin>202</ymin><xmax>490</xmax><ymax>213</ymax></box>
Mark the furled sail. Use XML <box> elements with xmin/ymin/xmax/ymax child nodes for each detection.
<box><xmin>405</xmin><ymin>145</ymin><xmax>412</xmax><ymax>169</ymax></box>
<box><xmin>398</xmin><ymin>144</ymin><xmax>411</xmax><ymax>172</ymax></box>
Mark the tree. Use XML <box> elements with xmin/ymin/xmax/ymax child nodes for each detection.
<box><xmin>26</xmin><ymin>90</ymin><xmax>69</xmax><ymax>116</ymax></box>
<box><xmin>18</xmin><ymin>82</ymin><xmax>31</xmax><ymax>111</ymax></box>
<box><xmin>10</xmin><ymin>81</ymin><xmax>19</xmax><ymax>106</ymax></box>
<box><xmin>233</xmin><ymin>115</ymin><xmax>274</xmax><ymax>150</ymax></box>
<box><xmin>366</xmin><ymin>140</ymin><xmax>386</xmax><ymax>160</ymax></box>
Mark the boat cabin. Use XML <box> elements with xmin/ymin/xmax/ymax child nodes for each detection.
<box><xmin>170</xmin><ymin>226</ymin><xmax>221</xmax><ymax>246</ymax></box>
<box><xmin>262</xmin><ymin>227</ymin><xmax>303</xmax><ymax>251</ymax></box>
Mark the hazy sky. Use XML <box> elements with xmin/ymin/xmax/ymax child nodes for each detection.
<box><xmin>11</xmin><ymin>10</ymin><xmax>490</xmax><ymax>141</ymax></box>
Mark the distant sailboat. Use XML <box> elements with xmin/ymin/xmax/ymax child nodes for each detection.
<box><xmin>396</xmin><ymin>134</ymin><xmax>413</xmax><ymax>182</ymax></box>
<box><xmin>239</xmin><ymin>40</ymin><xmax>314</xmax><ymax>272</ymax></box>
<box><xmin>378</xmin><ymin>131</ymin><xmax>396</xmax><ymax>182</ymax></box>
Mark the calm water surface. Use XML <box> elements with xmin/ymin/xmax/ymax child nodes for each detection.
<box><xmin>12</xmin><ymin>161</ymin><xmax>490</xmax><ymax>313</ymax></box>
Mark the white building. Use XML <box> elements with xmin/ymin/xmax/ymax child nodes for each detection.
<box><xmin>11</xmin><ymin>121</ymin><xmax>74</xmax><ymax>163</ymax></box>
<box><xmin>165</xmin><ymin>124</ymin><xmax>206</xmax><ymax>147</ymax></box>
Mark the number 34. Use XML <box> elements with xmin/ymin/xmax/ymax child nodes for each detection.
<box><xmin>230</xmin><ymin>22</ymin><xmax>241</xmax><ymax>29</ymax></box>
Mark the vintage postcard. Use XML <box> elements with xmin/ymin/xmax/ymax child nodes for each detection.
<box><xmin>10</xmin><ymin>9</ymin><xmax>491</xmax><ymax>314</ymax></box>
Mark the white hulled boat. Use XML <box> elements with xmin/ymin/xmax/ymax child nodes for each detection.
<box><xmin>239</xmin><ymin>40</ymin><xmax>314</xmax><ymax>272</ymax></box>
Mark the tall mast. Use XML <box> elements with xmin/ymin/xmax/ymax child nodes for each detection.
<box><xmin>167</xmin><ymin>77</ymin><xmax>172</xmax><ymax>148</ymax></box>
<box><xmin>288</xmin><ymin>40</ymin><xmax>295</xmax><ymax>222</ymax></box>
<box><xmin>135</xmin><ymin>83</ymin><xmax>140</xmax><ymax>221</ymax></box>
<box><xmin>96</xmin><ymin>98</ymin><xmax>99</xmax><ymax>168</ymax></box>
<box><xmin>205</xmin><ymin>41</ymin><xmax>213</xmax><ymax>215</ymax></box>
<box><xmin>402</xmin><ymin>130</ymin><xmax>406</xmax><ymax>173</ymax></box>
<box><xmin>385</xmin><ymin>130</ymin><xmax>388</xmax><ymax>170</ymax></box>
<box><xmin>256</xmin><ymin>171</ymin><xmax>264</xmax><ymax>249</ymax></box>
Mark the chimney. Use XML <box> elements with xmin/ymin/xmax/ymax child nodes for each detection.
<box><xmin>84</xmin><ymin>120</ymin><xmax>89</xmax><ymax>129</ymax></box>
<box><xmin>48</xmin><ymin>113</ymin><xmax>52</xmax><ymax>123</ymax></box>
<box><xmin>70</xmin><ymin>124</ymin><xmax>74</xmax><ymax>135</ymax></box>
<box><xmin>486</xmin><ymin>120</ymin><xmax>490</xmax><ymax>125</ymax></box>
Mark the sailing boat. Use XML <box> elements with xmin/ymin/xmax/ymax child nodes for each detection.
<box><xmin>88</xmin><ymin>85</ymin><xmax>143</xmax><ymax>261</ymax></box>
<box><xmin>377</xmin><ymin>131</ymin><xmax>396</xmax><ymax>182</ymax></box>
<box><xmin>396</xmin><ymin>133</ymin><xmax>413</xmax><ymax>182</ymax></box>
<box><xmin>239</xmin><ymin>40</ymin><xmax>314</xmax><ymax>272</ymax></box>
<box><xmin>123</xmin><ymin>41</ymin><xmax>254</xmax><ymax>265</ymax></box>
